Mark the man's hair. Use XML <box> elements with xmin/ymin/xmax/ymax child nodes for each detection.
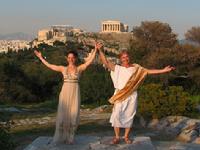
<box><xmin>118</xmin><ymin>50</ymin><xmax>130</xmax><ymax>58</ymax></box>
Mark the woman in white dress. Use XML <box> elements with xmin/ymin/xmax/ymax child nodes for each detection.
<box><xmin>34</xmin><ymin>43</ymin><xmax>99</xmax><ymax>144</ymax></box>
<box><xmin>98</xmin><ymin>45</ymin><xmax>175</xmax><ymax>144</ymax></box>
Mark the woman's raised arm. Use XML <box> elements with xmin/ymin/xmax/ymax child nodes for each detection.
<box><xmin>77</xmin><ymin>44</ymin><xmax>98</xmax><ymax>72</ymax></box>
<box><xmin>34</xmin><ymin>50</ymin><xmax>64</xmax><ymax>72</ymax></box>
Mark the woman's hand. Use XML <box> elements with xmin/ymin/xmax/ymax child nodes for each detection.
<box><xmin>34</xmin><ymin>50</ymin><xmax>43</xmax><ymax>59</ymax></box>
<box><xmin>78</xmin><ymin>42</ymin><xmax>100</xmax><ymax>72</ymax></box>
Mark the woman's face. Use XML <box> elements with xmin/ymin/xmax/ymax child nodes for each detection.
<box><xmin>120</xmin><ymin>53</ymin><xmax>130</xmax><ymax>65</ymax></box>
<box><xmin>67</xmin><ymin>53</ymin><xmax>76</xmax><ymax>65</ymax></box>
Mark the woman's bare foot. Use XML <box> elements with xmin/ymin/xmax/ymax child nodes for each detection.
<box><xmin>66</xmin><ymin>140</ymin><xmax>74</xmax><ymax>145</ymax></box>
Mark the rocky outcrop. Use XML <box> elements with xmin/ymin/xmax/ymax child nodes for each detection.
<box><xmin>147</xmin><ymin>116</ymin><xmax>200</xmax><ymax>143</ymax></box>
<box><xmin>154</xmin><ymin>141</ymin><xmax>200</xmax><ymax>150</ymax></box>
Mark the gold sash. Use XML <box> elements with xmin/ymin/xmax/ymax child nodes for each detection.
<box><xmin>108</xmin><ymin>64</ymin><xmax>148</xmax><ymax>104</ymax></box>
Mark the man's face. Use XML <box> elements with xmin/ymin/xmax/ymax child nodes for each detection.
<box><xmin>120</xmin><ymin>53</ymin><xmax>130</xmax><ymax>65</ymax></box>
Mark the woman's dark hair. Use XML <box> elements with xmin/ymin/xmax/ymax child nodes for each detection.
<box><xmin>66</xmin><ymin>50</ymin><xmax>78</xmax><ymax>58</ymax></box>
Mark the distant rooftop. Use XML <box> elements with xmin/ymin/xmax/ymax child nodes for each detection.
<box><xmin>51</xmin><ymin>25</ymin><xmax>73</xmax><ymax>28</ymax></box>
<box><xmin>102</xmin><ymin>20</ymin><xmax>121</xmax><ymax>23</ymax></box>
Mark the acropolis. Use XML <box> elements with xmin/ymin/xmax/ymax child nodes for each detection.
<box><xmin>33</xmin><ymin>25</ymin><xmax>83</xmax><ymax>47</ymax></box>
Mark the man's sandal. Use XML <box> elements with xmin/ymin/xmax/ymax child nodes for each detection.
<box><xmin>124</xmin><ymin>137</ymin><xmax>132</xmax><ymax>144</ymax></box>
<box><xmin>110</xmin><ymin>137</ymin><xmax>120</xmax><ymax>144</ymax></box>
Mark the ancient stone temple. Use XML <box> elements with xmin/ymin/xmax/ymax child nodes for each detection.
<box><xmin>101</xmin><ymin>20</ymin><xmax>128</xmax><ymax>33</ymax></box>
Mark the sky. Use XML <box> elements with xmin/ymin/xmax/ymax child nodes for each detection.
<box><xmin>0</xmin><ymin>0</ymin><xmax>200</xmax><ymax>39</ymax></box>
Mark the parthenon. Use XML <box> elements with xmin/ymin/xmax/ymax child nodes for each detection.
<box><xmin>101</xmin><ymin>20</ymin><xmax>128</xmax><ymax>33</ymax></box>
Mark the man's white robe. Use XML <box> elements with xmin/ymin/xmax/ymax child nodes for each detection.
<box><xmin>110</xmin><ymin>65</ymin><xmax>138</xmax><ymax>128</ymax></box>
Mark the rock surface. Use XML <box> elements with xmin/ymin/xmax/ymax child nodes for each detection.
<box><xmin>24</xmin><ymin>136</ymin><xmax>156</xmax><ymax>150</ymax></box>
<box><xmin>147</xmin><ymin>116</ymin><xmax>200</xmax><ymax>143</ymax></box>
<box><xmin>23</xmin><ymin>135</ymin><xmax>200</xmax><ymax>150</ymax></box>
<box><xmin>154</xmin><ymin>141</ymin><xmax>200</xmax><ymax>150</ymax></box>
<box><xmin>0</xmin><ymin>107</ymin><xmax>22</xmax><ymax>112</ymax></box>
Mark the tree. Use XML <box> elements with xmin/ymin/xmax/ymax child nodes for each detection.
<box><xmin>53</xmin><ymin>40</ymin><xmax>65</xmax><ymax>46</ymax></box>
<box><xmin>131</xmin><ymin>21</ymin><xmax>177</xmax><ymax>52</ymax></box>
<box><xmin>140</xmin><ymin>44</ymin><xmax>200</xmax><ymax>94</ymax></box>
<box><xmin>185</xmin><ymin>26</ymin><xmax>200</xmax><ymax>45</ymax></box>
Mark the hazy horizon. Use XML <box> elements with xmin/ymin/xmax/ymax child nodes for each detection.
<box><xmin>0</xmin><ymin>0</ymin><xmax>200</xmax><ymax>39</ymax></box>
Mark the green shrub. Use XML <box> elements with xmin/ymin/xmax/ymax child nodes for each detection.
<box><xmin>80</xmin><ymin>64</ymin><xmax>113</xmax><ymax>105</ymax></box>
<box><xmin>0</xmin><ymin>127</ymin><xmax>15</xmax><ymax>150</ymax></box>
<box><xmin>138</xmin><ymin>83</ymin><xmax>196</xmax><ymax>119</ymax></box>
<box><xmin>0</xmin><ymin>114</ymin><xmax>15</xmax><ymax>150</ymax></box>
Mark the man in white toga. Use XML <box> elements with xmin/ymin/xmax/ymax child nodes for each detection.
<box><xmin>97</xmin><ymin>44</ymin><xmax>175</xmax><ymax>144</ymax></box>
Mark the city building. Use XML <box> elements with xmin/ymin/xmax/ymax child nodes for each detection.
<box><xmin>0</xmin><ymin>40</ymin><xmax>30</xmax><ymax>53</ymax></box>
<box><xmin>38</xmin><ymin>29</ymin><xmax>52</xmax><ymax>41</ymax></box>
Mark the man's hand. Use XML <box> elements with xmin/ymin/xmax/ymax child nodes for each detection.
<box><xmin>34</xmin><ymin>50</ymin><xmax>43</xmax><ymax>59</ymax></box>
<box><xmin>163</xmin><ymin>65</ymin><xmax>176</xmax><ymax>73</ymax></box>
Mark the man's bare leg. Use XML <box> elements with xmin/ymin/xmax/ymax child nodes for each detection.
<box><xmin>124</xmin><ymin>128</ymin><xmax>132</xmax><ymax>144</ymax></box>
<box><xmin>111</xmin><ymin>127</ymin><xmax>120</xmax><ymax>144</ymax></box>
<box><xmin>124</xmin><ymin>127</ymin><xmax>131</xmax><ymax>138</ymax></box>
<box><xmin>114</xmin><ymin>127</ymin><xmax>120</xmax><ymax>139</ymax></box>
